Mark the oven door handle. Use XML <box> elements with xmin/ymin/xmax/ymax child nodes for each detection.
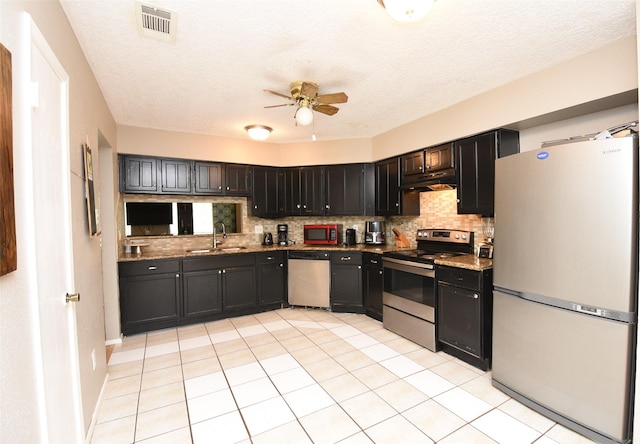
<box><xmin>383</xmin><ymin>258</ymin><xmax>435</xmax><ymax>277</ymax></box>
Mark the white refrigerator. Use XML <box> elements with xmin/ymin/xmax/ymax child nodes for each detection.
<box><xmin>492</xmin><ymin>136</ymin><xmax>637</xmax><ymax>444</ymax></box>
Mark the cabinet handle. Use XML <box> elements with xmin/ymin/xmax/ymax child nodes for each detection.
<box><xmin>358</xmin><ymin>265</ymin><xmax>361</xmax><ymax>269</ymax></box>
<box><xmin>222</xmin><ymin>269</ymin><xmax>226</xmax><ymax>274</ymax></box>
<box><xmin>473</xmin><ymin>293</ymin><xmax>479</xmax><ymax>299</ymax></box>
<box><xmin>176</xmin><ymin>274</ymin><xmax>179</xmax><ymax>278</ymax></box>
<box><xmin>226</xmin><ymin>186</ymin><xmax>230</xmax><ymax>190</ymax></box>
<box><xmin>303</xmin><ymin>205</ymin><xmax>307</xmax><ymax>209</ymax></box>
<box><xmin>279</xmin><ymin>263</ymin><xmax>284</xmax><ymax>267</ymax></box>
<box><xmin>218</xmin><ymin>270</ymin><xmax>222</xmax><ymax>274</ymax></box>
<box><xmin>379</xmin><ymin>270</ymin><xmax>383</xmax><ymax>275</ymax></box>
<box><xmin>341</xmin><ymin>256</ymin><xmax>351</xmax><ymax>261</ymax></box>
<box><xmin>395</xmin><ymin>203</ymin><xmax>399</xmax><ymax>207</ymax></box>
<box><xmin>267</xmin><ymin>256</ymin><xmax>274</xmax><ymax>260</ymax></box>
<box><xmin>325</xmin><ymin>204</ymin><xmax>330</xmax><ymax>209</ymax></box>
<box><xmin>254</xmin><ymin>205</ymin><xmax>258</xmax><ymax>209</ymax></box>
<box><xmin>297</xmin><ymin>204</ymin><xmax>301</xmax><ymax>209</ymax></box>
<box><xmin>370</xmin><ymin>260</ymin><xmax>378</xmax><ymax>264</ymax></box>
<box><xmin>218</xmin><ymin>186</ymin><xmax>222</xmax><ymax>190</ymax></box>
<box><xmin>148</xmin><ymin>266</ymin><xmax>157</xmax><ymax>270</ymax></box>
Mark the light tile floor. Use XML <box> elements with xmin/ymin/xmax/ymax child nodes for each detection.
<box><xmin>91</xmin><ymin>308</ymin><xmax>598</xmax><ymax>444</ymax></box>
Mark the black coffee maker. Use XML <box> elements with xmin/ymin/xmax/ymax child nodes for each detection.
<box><xmin>277</xmin><ymin>224</ymin><xmax>288</xmax><ymax>246</ymax></box>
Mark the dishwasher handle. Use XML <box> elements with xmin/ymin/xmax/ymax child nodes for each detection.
<box><xmin>288</xmin><ymin>251</ymin><xmax>330</xmax><ymax>260</ymax></box>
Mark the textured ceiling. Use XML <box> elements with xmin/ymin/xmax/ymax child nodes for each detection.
<box><xmin>60</xmin><ymin>0</ymin><xmax>636</xmax><ymax>144</ymax></box>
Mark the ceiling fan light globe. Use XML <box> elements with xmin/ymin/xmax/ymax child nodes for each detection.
<box><xmin>382</xmin><ymin>0</ymin><xmax>434</xmax><ymax>22</ymax></box>
<box><xmin>245</xmin><ymin>124</ymin><xmax>272</xmax><ymax>141</ymax></box>
<box><xmin>295</xmin><ymin>106</ymin><xmax>314</xmax><ymax>126</ymax></box>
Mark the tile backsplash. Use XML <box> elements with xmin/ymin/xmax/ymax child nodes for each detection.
<box><xmin>118</xmin><ymin>189</ymin><xmax>485</xmax><ymax>256</ymax></box>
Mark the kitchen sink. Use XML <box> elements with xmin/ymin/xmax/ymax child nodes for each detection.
<box><xmin>218</xmin><ymin>246</ymin><xmax>247</xmax><ymax>252</ymax></box>
<box><xmin>186</xmin><ymin>249</ymin><xmax>212</xmax><ymax>254</ymax></box>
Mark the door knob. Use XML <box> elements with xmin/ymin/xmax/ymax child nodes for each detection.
<box><xmin>66</xmin><ymin>293</ymin><xmax>80</xmax><ymax>303</ymax></box>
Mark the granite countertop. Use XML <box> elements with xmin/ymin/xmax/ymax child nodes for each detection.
<box><xmin>435</xmin><ymin>253</ymin><xmax>493</xmax><ymax>271</ymax></box>
<box><xmin>119</xmin><ymin>243</ymin><xmax>406</xmax><ymax>262</ymax></box>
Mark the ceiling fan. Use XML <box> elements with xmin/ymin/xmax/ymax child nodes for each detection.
<box><xmin>264</xmin><ymin>80</ymin><xmax>348</xmax><ymax>126</ymax></box>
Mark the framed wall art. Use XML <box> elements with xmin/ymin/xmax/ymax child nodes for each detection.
<box><xmin>83</xmin><ymin>140</ymin><xmax>100</xmax><ymax>237</ymax></box>
<box><xmin>1</xmin><ymin>43</ymin><xmax>17</xmax><ymax>276</ymax></box>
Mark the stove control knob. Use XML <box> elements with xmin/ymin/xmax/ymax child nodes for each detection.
<box><xmin>462</xmin><ymin>234</ymin><xmax>467</xmax><ymax>240</ymax></box>
<box><xmin>454</xmin><ymin>234</ymin><xmax>460</xmax><ymax>239</ymax></box>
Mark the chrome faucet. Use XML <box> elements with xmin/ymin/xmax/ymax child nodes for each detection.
<box><xmin>213</xmin><ymin>222</ymin><xmax>227</xmax><ymax>249</ymax></box>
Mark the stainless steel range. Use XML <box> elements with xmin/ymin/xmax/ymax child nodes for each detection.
<box><xmin>382</xmin><ymin>229</ymin><xmax>474</xmax><ymax>351</ymax></box>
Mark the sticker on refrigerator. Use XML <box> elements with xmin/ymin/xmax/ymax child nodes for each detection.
<box><xmin>536</xmin><ymin>151</ymin><xmax>549</xmax><ymax>160</ymax></box>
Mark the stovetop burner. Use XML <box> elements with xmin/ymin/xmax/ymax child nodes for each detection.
<box><xmin>383</xmin><ymin>229</ymin><xmax>474</xmax><ymax>264</ymax></box>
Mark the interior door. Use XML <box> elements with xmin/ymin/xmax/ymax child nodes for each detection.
<box><xmin>29</xmin><ymin>17</ymin><xmax>84</xmax><ymax>443</ymax></box>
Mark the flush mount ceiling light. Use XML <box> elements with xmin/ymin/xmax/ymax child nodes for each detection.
<box><xmin>244</xmin><ymin>124</ymin><xmax>272</xmax><ymax>141</ymax></box>
<box><xmin>378</xmin><ymin>0</ymin><xmax>435</xmax><ymax>22</ymax></box>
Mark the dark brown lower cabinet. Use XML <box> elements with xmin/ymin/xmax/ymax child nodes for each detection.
<box><xmin>363</xmin><ymin>252</ymin><xmax>383</xmax><ymax>321</ymax></box>
<box><xmin>437</xmin><ymin>265</ymin><xmax>493</xmax><ymax>370</ymax></box>
<box><xmin>118</xmin><ymin>259</ymin><xmax>181</xmax><ymax>335</ymax></box>
<box><xmin>330</xmin><ymin>252</ymin><xmax>365</xmax><ymax>313</ymax></box>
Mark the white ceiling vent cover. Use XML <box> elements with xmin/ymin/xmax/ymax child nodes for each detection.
<box><xmin>135</xmin><ymin>2</ymin><xmax>177</xmax><ymax>42</ymax></box>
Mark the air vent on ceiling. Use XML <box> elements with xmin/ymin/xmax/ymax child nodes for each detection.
<box><xmin>135</xmin><ymin>2</ymin><xmax>177</xmax><ymax>42</ymax></box>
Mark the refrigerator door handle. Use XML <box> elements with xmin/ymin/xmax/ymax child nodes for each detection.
<box><xmin>494</xmin><ymin>287</ymin><xmax>636</xmax><ymax>324</ymax></box>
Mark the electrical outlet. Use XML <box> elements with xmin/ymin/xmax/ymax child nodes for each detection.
<box><xmin>254</xmin><ymin>225</ymin><xmax>263</xmax><ymax>234</ymax></box>
<box><xmin>91</xmin><ymin>349</ymin><xmax>96</xmax><ymax>371</ymax></box>
<box><xmin>353</xmin><ymin>224</ymin><xmax>358</xmax><ymax>230</ymax></box>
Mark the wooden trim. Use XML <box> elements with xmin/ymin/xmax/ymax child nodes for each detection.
<box><xmin>0</xmin><ymin>43</ymin><xmax>17</xmax><ymax>276</ymax></box>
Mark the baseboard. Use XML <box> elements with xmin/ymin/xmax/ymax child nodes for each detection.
<box><xmin>84</xmin><ymin>374</ymin><xmax>109</xmax><ymax>444</ymax></box>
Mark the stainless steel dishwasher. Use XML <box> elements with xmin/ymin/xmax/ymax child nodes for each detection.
<box><xmin>288</xmin><ymin>251</ymin><xmax>331</xmax><ymax>308</ymax></box>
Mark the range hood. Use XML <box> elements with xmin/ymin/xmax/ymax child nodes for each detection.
<box><xmin>401</xmin><ymin>168</ymin><xmax>457</xmax><ymax>191</ymax></box>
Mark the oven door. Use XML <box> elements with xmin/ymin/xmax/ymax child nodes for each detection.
<box><xmin>382</xmin><ymin>257</ymin><xmax>435</xmax><ymax>307</ymax></box>
<box><xmin>382</xmin><ymin>257</ymin><xmax>438</xmax><ymax>350</ymax></box>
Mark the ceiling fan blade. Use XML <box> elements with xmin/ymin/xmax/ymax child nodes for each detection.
<box><xmin>264</xmin><ymin>103</ymin><xmax>295</xmax><ymax>108</ymax></box>
<box><xmin>300</xmin><ymin>81</ymin><xmax>318</xmax><ymax>98</ymax></box>
<box><xmin>313</xmin><ymin>104</ymin><xmax>339</xmax><ymax>116</ymax></box>
<box><xmin>316</xmin><ymin>92</ymin><xmax>348</xmax><ymax>104</ymax></box>
<box><xmin>263</xmin><ymin>89</ymin><xmax>293</xmax><ymax>100</ymax></box>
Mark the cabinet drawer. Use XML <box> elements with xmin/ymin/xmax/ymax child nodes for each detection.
<box><xmin>119</xmin><ymin>259</ymin><xmax>180</xmax><ymax>277</ymax></box>
<box><xmin>362</xmin><ymin>252</ymin><xmax>382</xmax><ymax>269</ymax></box>
<box><xmin>183</xmin><ymin>253</ymin><xmax>255</xmax><ymax>272</ymax></box>
<box><xmin>437</xmin><ymin>266</ymin><xmax>481</xmax><ymax>291</ymax></box>
<box><xmin>256</xmin><ymin>251</ymin><xmax>286</xmax><ymax>264</ymax></box>
<box><xmin>330</xmin><ymin>252</ymin><xmax>362</xmax><ymax>265</ymax></box>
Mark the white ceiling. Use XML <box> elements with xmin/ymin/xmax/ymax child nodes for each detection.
<box><xmin>60</xmin><ymin>0</ymin><xmax>636</xmax><ymax>144</ymax></box>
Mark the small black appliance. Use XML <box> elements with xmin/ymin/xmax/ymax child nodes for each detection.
<box><xmin>263</xmin><ymin>232</ymin><xmax>274</xmax><ymax>245</ymax></box>
<box><xmin>345</xmin><ymin>228</ymin><xmax>357</xmax><ymax>246</ymax></box>
<box><xmin>277</xmin><ymin>224</ymin><xmax>288</xmax><ymax>246</ymax></box>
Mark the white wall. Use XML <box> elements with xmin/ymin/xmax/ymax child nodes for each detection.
<box><xmin>372</xmin><ymin>37</ymin><xmax>637</xmax><ymax>160</ymax></box>
<box><xmin>0</xmin><ymin>0</ymin><xmax>117</xmax><ymax>441</ymax></box>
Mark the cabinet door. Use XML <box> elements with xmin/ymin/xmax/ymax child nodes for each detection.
<box><xmin>223</xmin><ymin>266</ymin><xmax>257</xmax><ymax>312</ymax></box>
<box><xmin>456</xmin><ymin>132</ymin><xmax>497</xmax><ymax>216</ymax></box>
<box><xmin>425</xmin><ymin>144</ymin><xmax>454</xmax><ymax>172</ymax></box>
<box><xmin>300</xmin><ymin>167</ymin><xmax>324</xmax><ymax>215</ymax></box>
<box><xmin>437</xmin><ymin>283</ymin><xmax>482</xmax><ymax>356</ymax></box>
<box><xmin>160</xmin><ymin>159</ymin><xmax>191</xmax><ymax>194</ymax></box>
<box><xmin>252</xmin><ymin>166</ymin><xmax>280</xmax><ymax>218</ymax></box>
<box><xmin>121</xmin><ymin>155</ymin><xmax>159</xmax><ymax>193</ymax></box>
<box><xmin>363</xmin><ymin>254</ymin><xmax>383</xmax><ymax>321</ymax></box>
<box><xmin>225</xmin><ymin>164</ymin><xmax>252</xmax><ymax>196</ymax></box>
<box><xmin>194</xmin><ymin>161</ymin><xmax>224</xmax><ymax>194</ymax></box>
<box><xmin>331</xmin><ymin>253</ymin><xmax>363</xmax><ymax>312</ymax></box>
<box><xmin>281</xmin><ymin>168</ymin><xmax>301</xmax><ymax>215</ymax></box>
<box><xmin>375</xmin><ymin>158</ymin><xmax>400</xmax><ymax>215</ymax></box>
<box><xmin>182</xmin><ymin>270</ymin><xmax>223</xmax><ymax>319</ymax></box>
<box><xmin>119</xmin><ymin>273</ymin><xmax>180</xmax><ymax>334</ymax></box>
<box><xmin>257</xmin><ymin>258</ymin><xmax>286</xmax><ymax>306</ymax></box>
<box><xmin>325</xmin><ymin>164</ymin><xmax>365</xmax><ymax>216</ymax></box>
<box><xmin>402</xmin><ymin>151</ymin><xmax>425</xmax><ymax>178</ymax></box>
